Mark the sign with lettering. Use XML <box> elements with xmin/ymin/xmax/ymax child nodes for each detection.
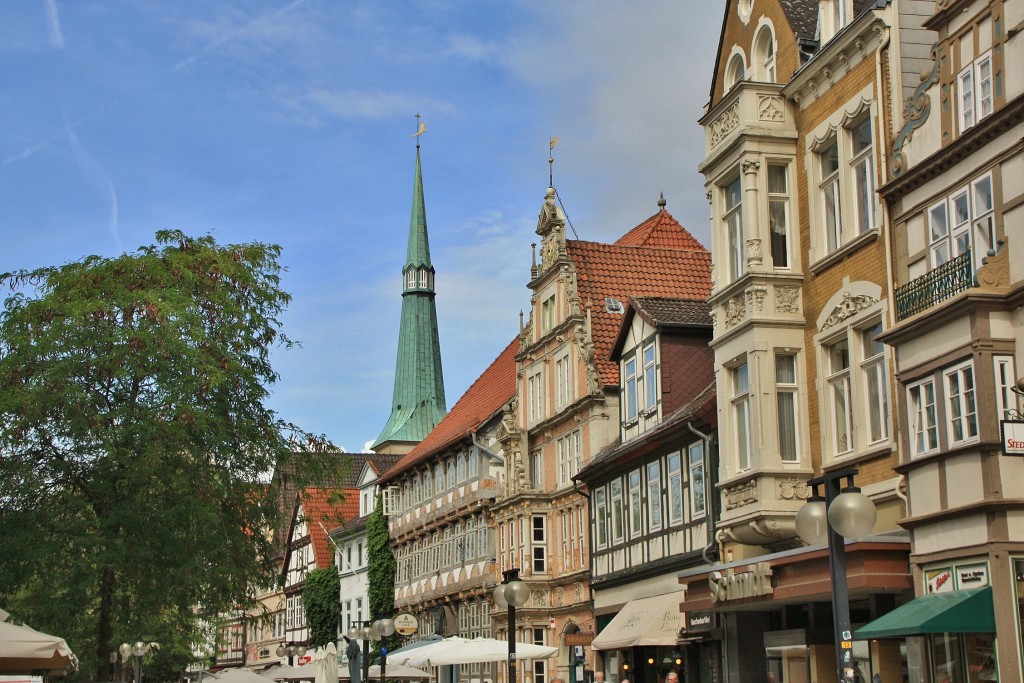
<box><xmin>1001</xmin><ymin>421</ymin><xmax>1024</xmax><ymax>455</ymax></box>
<box><xmin>708</xmin><ymin>562</ymin><xmax>773</xmax><ymax>603</ymax></box>
<box><xmin>393</xmin><ymin>613</ymin><xmax>419</xmax><ymax>636</ymax></box>
<box><xmin>565</xmin><ymin>633</ymin><xmax>594</xmax><ymax>646</ymax></box>
<box><xmin>956</xmin><ymin>563</ymin><xmax>989</xmax><ymax>588</ymax></box>
<box><xmin>686</xmin><ymin>612</ymin><xmax>715</xmax><ymax>633</ymax></box>
<box><xmin>926</xmin><ymin>567</ymin><xmax>954</xmax><ymax>593</ymax></box>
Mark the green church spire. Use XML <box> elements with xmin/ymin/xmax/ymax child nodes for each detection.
<box><xmin>373</xmin><ymin>139</ymin><xmax>447</xmax><ymax>452</ymax></box>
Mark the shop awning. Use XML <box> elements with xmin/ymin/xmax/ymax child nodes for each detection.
<box><xmin>591</xmin><ymin>592</ymin><xmax>686</xmax><ymax>651</ymax></box>
<box><xmin>855</xmin><ymin>586</ymin><xmax>995</xmax><ymax>639</ymax></box>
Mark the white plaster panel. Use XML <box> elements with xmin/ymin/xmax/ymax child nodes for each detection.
<box><xmin>913</xmin><ymin>514</ymin><xmax>988</xmax><ymax>555</ymax></box>
<box><xmin>1006</xmin><ymin>510</ymin><xmax>1024</xmax><ymax>542</ymax></box>
<box><xmin>894</xmin><ymin>316</ymin><xmax>972</xmax><ymax>371</ymax></box>
<box><xmin>989</xmin><ymin>311</ymin><xmax>1017</xmax><ymax>341</ymax></box>
<box><xmin>908</xmin><ymin>462</ymin><xmax>942</xmax><ymax>517</ymax></box>
<box><xmin>1006</xmin><ymin>18</ymin><xmax>1024</xmax><ymax>102</ymax></box>
<box><xmin>900</xmin><ymin>88</ymin><xmax>943</xmax><ymax>168</ymax></box>
<box><xmin>945</xmin><ymin>453</ymin><xmax>985</xmax><ymax>508</ymax></box>
<box><xmin>1001</xmin><ymin>455</ymin><xmax>1024</xmax><ymax>498</ymax></box>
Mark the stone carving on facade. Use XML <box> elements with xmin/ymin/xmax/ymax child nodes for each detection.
<box><xmin>724</xmin><ymin>480</ymin><xmax>758</xmax><ymax>509</ymax></box>
<box><xmin>741</xmin><ymin>159</ymin><xmax>761</xmax><ymax>175</ymax></box>
<box><xmin>709</xmin><ymin>101</ymin><xmax>740</xmax><ymax>147</ymax></box>
<box><xmin>576</xmin><ymin>327</ymin><xmax>600</xmax><ymax>394</ymax></box>
<box><xmin>777</xmin><ymin>478</ymin><xmax>810</xmax><ymax>501</ymax></box>
<box><xmin>575</xmin><ymin>583</ymin><xmax>583</xmax><ymax>602</ymax></box>
<box><xmin>775</xmin><ymin>285</ymin><xmax>800</xmax><ymax>314</ymax></box>
<box><xmin>725</xmin><ymin>295</ymin><xmax>746</xmax><ymax>328</ymax></box>
<box><xmin>566</xmin><ymin>270</ymin><xmax>580</xmax><ymax>316</ymax></box>
<box><xmin>758</xmin><ymin>94</ymin><xmax>785</xmax><ymax>121</ymax></box>
<box><xmin>746</xmin><ymin>285</ymin><xmax>767</xmax><ymax>314</ymax></box>
<box><xmin>706</xmin><ymin>189</ymin><xmax>713</xmax><ymax>203</ymax></box>
<box><xmin>746</xmin><ymin>237</ymin><xmax>763</xmax><ymax>266</ymax></box>
<box><xmin>821</xmin><ymin>291</ymin><xmax>879</xmax><ymax>329</ymax></box>
<box><xmin>977</xmin><ymin>238</ymin><xmax>1010</xmax><ymax>289</ymax></box>
<box><xmin>531</xmin><ymin>590</ymin><xmax>548</xmax><ymax>607</ymax></box>
<box><xmin>555</xmin><ymin>587</ymin><xmax>564</xmax><ymax>606</ymax></box>
<box><xmin>892</xmin><ymin>44</ymin><xmax>940</xmax><ymax>177</ymax></box>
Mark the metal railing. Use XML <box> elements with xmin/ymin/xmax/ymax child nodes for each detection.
<box><xmin>895</xmin><ymin>250</ymin><xmax>974</xmax><ymax>321</ymax></box>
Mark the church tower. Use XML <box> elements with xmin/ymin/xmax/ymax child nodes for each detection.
<box><xmin>373</xmin><ymin>136</ymin><xmax>447</xmax><ymax>454</ymax></box>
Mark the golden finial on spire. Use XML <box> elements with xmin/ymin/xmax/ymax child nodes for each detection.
<box><xmin>548</xmin><ymin>136</ymin><xmax>558</xmax><ymax>187</ymax></box>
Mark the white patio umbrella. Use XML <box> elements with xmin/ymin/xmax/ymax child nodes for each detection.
<box><xmin>394</xmin><ymin>637</ymin><xmax>556</xmax><ymax>668</ymax></box>
<box><xmin>338</xmin><ymin>663</ymin><xmax>432</xmax><ymax>681</ymax></box>
<box><xmin>271</xmin><ymin>663</ymin><xmax>318</xmax><ymax>681</ymax></box>
<box><xmin>0</xmin><ymin>613</ymin><xmax>78</xmax><ymax>674</ymax></box>
<box><xmin>217</xmin><ymin>668</ymin><xmax>284</xmax><ymax>683</ymax></box>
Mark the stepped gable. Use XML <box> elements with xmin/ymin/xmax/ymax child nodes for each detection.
<box><xmin>299</xmin><ymin>488</ymin><xmax>352</xmax><ymax>568</ymax></box>
<box><xmin>379</xmin><ymin>338</ymin><xmax>519</xmax><ymax>483</ymax></box>
<box><xmin>567</xmin><ymin>212</ymin><xmax>711</xmax><ymax>387</ymax></box>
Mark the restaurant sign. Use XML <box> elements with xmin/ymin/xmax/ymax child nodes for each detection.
<box><xmin>709</xmin><ymin>562</ymin><xmax>773</xmax><ymax>603</ymax></box>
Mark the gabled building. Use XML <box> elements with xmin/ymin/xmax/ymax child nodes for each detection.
<box><xmin>578</xmin><ymin>296</ymin><xmax>717</xmax><ymax>683</ymax></box>
<box><xmin>331</xmin><ymin>454</ymin><xmax>402</xmax><ymax>637</ymax></box>
<box><xmin>687</xmin><ymin>1</ymin><xmax>933</xmax><ymax>681</ymax></box>
<box><xmin>493</xmin><ymin>191</ymin><xmax>712</xmax><ymax>683</ymax></box>
<box><xmin>377</xmin><ymin>339</ymin><xmax>518</xmax><ymax>683</ymax></box>
<box><xmin>856</xmin><ymin>0</ymin><xmax>1024</xmax><ymax>679</ymax></box>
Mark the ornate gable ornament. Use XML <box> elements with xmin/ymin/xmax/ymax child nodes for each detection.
<box><xmin>821</xmin><ymin>291</ymin><xmax>879</xmax><ymax>329</ymax></box>
<box><xmin>535</xmin><ymin>187</ymin><xmax>567</xmax><ymax>275</ymax></box>
<box><xmin>891</xmin><ymin>44</ymin><xmax>941</xmax><ymax>177</ymax></box>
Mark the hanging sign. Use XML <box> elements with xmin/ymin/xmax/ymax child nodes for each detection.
<box><xmin>1001</xmin><ymin>421</ymin><xmax>1024</xmax><ymax>455</ymax></box>
<box><xmin>394</xmin><ymin>613</ymin><xmax>419</xmax><ymax>636</ymax></box>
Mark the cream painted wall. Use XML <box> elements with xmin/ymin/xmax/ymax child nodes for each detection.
<box><xmin>893</xmin><ymin>315</ymin><xmax>972</xmax><ymax>371</ymax></box>
<box><xmin>913</xmin><ymin>514</ymin><xmax>989</xmax><ymax>555</ymax></box>
<box><xmin>946</xmin><ymin>453</ymin><xmax>986</xmax><ymax>507</ymax></box>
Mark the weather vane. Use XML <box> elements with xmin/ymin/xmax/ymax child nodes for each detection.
<box><xmin>548</xmin><ymin>136</ymin><xmax>558</xmax><ymax>187</ymax></box>
<box><xmin>413</xmin><ymin>114</ymin><xmax>426</xmax><ymax>148</ymax></box>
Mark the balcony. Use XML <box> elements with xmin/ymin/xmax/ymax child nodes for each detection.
<box><xmin>895</xmin><ymin>251</ymin><xmax>973</xmax><ymax>321</ymax></box>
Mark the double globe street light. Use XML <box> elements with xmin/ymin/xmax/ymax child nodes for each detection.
<box><xmin>493</xmin><ymin>568</ymin><xmax>529</xmax><ymax>683</ymax></box>
<box><xmin>118</xmin><ymin>641</ymin><xmax>159</xmax><ymax>683</ymax></box>
<box><xmin>794</xmin><ymin>468</ymin><xmax>877</xmax><ymax>683</ymax></box>
<box><xmin>347</xmin><ymin>618</ymin><xmax>396</xmax><ymax>683</ymax></box>
<box><xmin>276</xmin><ymin>643</ymin><xmax>307</xmax><ymax>666</ymax></box>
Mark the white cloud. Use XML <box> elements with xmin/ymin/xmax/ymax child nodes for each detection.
<box><xmin>43</xmin><ymin>0</ymin><xmax>63</xmax><ymax>48</ymax></box>
<box><xmin>63</xmin><ymin>117</ymin><xmax>122</xmax><ymax>253</ymax></box>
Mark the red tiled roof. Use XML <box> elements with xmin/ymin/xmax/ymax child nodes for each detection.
<box><xmin>299</xmin><ymin>488</ymin><xmax>353</xmax><ymax>569</ymax></box>
<box><xmin>379</xmin><ymin>338</ymin><xmax>520</xmax><ymax>482</ymax></box>
<box><xmin>568</xmin><ymin>233</ymin><xmax>712</xmax><ymax>386</ymax></box>
<box><xmin>614</xmin><ymin>208</ymin><xmax>709</xmax><ymax>251</ymax></box>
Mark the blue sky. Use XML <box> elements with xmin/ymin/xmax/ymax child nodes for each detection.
<box><xmin>1</xmin><ymin>1</ymin><xmax>722</xmax><ymax>452</ymax></box>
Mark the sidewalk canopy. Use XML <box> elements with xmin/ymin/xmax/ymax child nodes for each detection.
<box><xmin>591</xmin><ymin>592</ymin><xmax>686</xmax><ymax>651</ymax></box>
<box><xmin>855</xmin><ymin>586</ymin><xmax>995</xmax><ymax>639</ymax></box>
<box><xmin>0</xmin><ymin>616</ymin><xmax>78</xmax><ymax>674</ymax></box>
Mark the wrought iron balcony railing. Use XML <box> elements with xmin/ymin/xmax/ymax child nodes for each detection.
<box><xmin>895</xmin><ymin>250</ymin><xmax>974</xmax><ymax>321</ymax></box>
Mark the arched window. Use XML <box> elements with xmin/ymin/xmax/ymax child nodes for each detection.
<box><xmin>727</xmin><ymin>52</ymin><xmax>746</xmax><ymax>89</ymax></box>
<box><xmin>435</xmin><ymin>463</ymin><xmax>445</xmax><ymax>491</ymax></box>
<box><xmin>418</xmin><ymin>268</ymin><xmax>428</xmax><ymax>288</ymax></box>
<box><xmin>755</xmin><ymin>26</ymin><xmax>775</xmax><ymax>82</ymax></box>
<box><xmin>447</xmin><ymin>459</ymin><xmax>456</xmax><ymax>489</ymax></box>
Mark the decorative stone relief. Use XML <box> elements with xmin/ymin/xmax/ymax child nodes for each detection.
<box><xmin>567</xmin><ymin>271</ymin><xmax>580</xmax><ymax>315</ymax></box>
<box><xmin>742</xmin><ymin>159</ymin><xmax>761</xmax><ymax>175</ymax></box>
<box><xmin>821</xmin><ymin>291</ymin><xmax>879</xmax><ymax>329</ymax></box>
<box><xmin>977</xmin><ymin>238</ymin><xmax>1010</xmax><ymax>289</ymax></box>
<box><xmin>725</xmin><ymin>480</ymin><xmax>758</xmax><ymax>509</ymax></box>
<box><xmin>758</xmin><ymin>95</ymin><xmax>785</xmax><ymax>121</ymax></box>
<box><xmin>775</xmin><ymin>286</ymin><xmax>800</xmax><ymax>314</ymax></box>
<box><xmin>531</xmin><ymin>589</ymin><xmax>548</xmax><ymax>607</ymax></box>
<box><xmin>575</xmin><ymin>583</ymin><xmax>583</xmax><ymax>602</ymax></box>
<box><xmin>892</xmin><ymin>44</ymin><xmax>940</xmax><ymax>177</ymax></box>
<box><xmin>746</xmin><ymin>285</ymin><xmax>767</xmax><ymax>314</ymax></box>
<box><xmin>709</xmin><ymin>101</ymin><xmax>740</xmax><ymax>147</ymax></box>
<box><xmin>746</xmin><ymin>238</ymin><xmax>763</xmax><ymax>266</ymax></box>
<box><xmin>725</xmin><ymin>295</ymin><xmax>746</xmax><ymax>328</ymax></box>
<box><xmin>555</xmin><ymin>587</ymin><xmax>564</xmax><ymax>606</ymax></box>
<box><xmin>777</xmin><ymin>478</ymin><xmax>810</xmax><ymax>501</ymax></box>
<box><xmin>576</xmin><ymin>327</ymin><xmax>601</xmax><ymax>394</ymax></box>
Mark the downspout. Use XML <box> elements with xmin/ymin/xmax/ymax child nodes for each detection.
<box><xmin>688</xmin><ymin>422</ymin><xmax>720</xmax><ymax>565</ymax></box>
<box><xmin>471</xmin><ymin>430</ymin><xmax>504</xmax><ymax>464</ymax></box>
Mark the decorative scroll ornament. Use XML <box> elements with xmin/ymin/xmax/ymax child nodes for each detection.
<box><xmin>821</xmin><ymin>291</ymin><xmax>878</xmax><ymax>329</ymax></box>
<box><xmin>709</xmin><ymin>101</ymin><xmax>741</xmax><ymax>147</ymax></box>
<box><xmin>758</xmin><ymin>94</ymin><xmax>785</xmax><ymax>121</ymax></box>
<box><xmin>725</xmin><ymin>480</ymin><xmax>758</xmax><ymax>509</ymax></box>
<box><xmin>777</xmin><ymin>478</ymin><xmax>810</xmax><ymax>501</ymax></box>
<box><xmin>775</xmin><ymin>285</ymin><xmax>800</xmax><ymax>314</ymax></box>
<box><xmin>725</xmin><ymin>295</ymin><xmax>746</xmax><ymax>328</ymax></box>
<box><xmin>892</xmin><ymin>44</ymin><xmax>940</xmax><ymax>177</ymax></box>
<box><xmin>747</xmin><ymin>285</ymin><xmax>767</xmax><ymax>313</ymax></box>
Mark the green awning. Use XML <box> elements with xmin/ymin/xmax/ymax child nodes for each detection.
<box><xmin>855</xmin><ymin>587</ymin><xmax>995</xmax><ymax>639</ymax></box>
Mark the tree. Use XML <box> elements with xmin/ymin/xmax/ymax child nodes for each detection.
<box><xmin>303</xmin><ymin>566</ymin><xmax>340</xmax><ymax>649</ymax></box>
<box><xmin>0</xmin><ymin>231</ymin><xmax>344</xmax><ymax>680</ymax></box>
<box><xmin>366</xmin><ymin>499</ymin><xmax>398</xmax><ymax>655</ymax></box>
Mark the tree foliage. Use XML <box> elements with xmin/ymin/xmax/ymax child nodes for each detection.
<box><xmin>304</xmin><ymin>565</ymin><xmax>341</xmax><ymax>649</ymax></box>
<box><xmin>0</xmin><ymin>231</ymin><xmax>343</xmax><ymax>680</ymax></box>
<box><xmin>366</xmin><ymin>498</ymin><xmax>398</xmax><ymax>654</ymax></box>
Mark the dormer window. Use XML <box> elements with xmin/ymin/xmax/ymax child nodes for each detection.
<box><xmin>754</xmin><ymin>25</ymin><xmax>775</xmax><ymax>82</ymax></box>
<box><xmin>621</xmin><ymin>339</ymin><xmax>659</xmax><ymax>437</ymax></box>
<box><xmin>418</xmin><ymin>267</ymin><xmax>429</xmax><ymax>288</ymax></box>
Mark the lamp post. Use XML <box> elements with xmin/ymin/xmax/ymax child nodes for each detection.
<box><xmin>493</xmin><ymin>568</ymin><xmax>529</xmax><ymax>683</ymax></box>
<box><xmin>373</xmin><ymin>618</ymin><xmax>396</xmax><ymax>682</ymax></box>
<box><xmin>276</xmin><ymin>642</ymin><xmax>307</xmax><ymax>666</ymax></box>
<box><xmin>795</xmin><ymin>468</ymin><xmax>876</xmax><ymax>683</ymax></box>
<box><xmin>118</xmin><ymin>641</ymin><xmax>158</xmax><ymax>683</ymax></box>
<box><xmin>348</xmin><ymin>622</ymin><xmax>378</xmax><ymax>683</ymax></box>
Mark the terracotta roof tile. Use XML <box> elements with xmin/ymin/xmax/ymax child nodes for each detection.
<box><xmin>614</xmin><ymin>208</ymin><xmax>709</xmax><ymax>251</ymax></box>
<box><xmin>379</xmin><ymin>338</ymin><xmax>519</xmax><ymax>483</ymax></box>
<box><xmin>632</xmin><ymin>296</ymin><xmax>712</xmax><ymax>326</ymax></box>
<box><xmin>568</xmin><ymin>235</ymin><xmax>712</xmax><ymax>386</ymax></box>
<box><xmin>298</xmin><ymin>488</ymin><xmax>351</xmax><ymax>569</ymax></box>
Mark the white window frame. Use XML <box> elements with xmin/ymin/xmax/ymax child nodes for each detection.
<box><xmin>647</xmin><ymin>460</ymin><xmax>663</xmax><ymax>531</ymax></box>
<box><xmin>945</xmin><ymin>360</ymin><xmax>979</xmax><ymax>446</ymax></box>
<box><xmin>689</xmin><ymin>440</ymin><xmax>707</xmax><ymax>518</ymax></box>
<box><xmin>531</xmin><ymin>514</ymin><xmax>547</xmax><ymax>575</ymax></box>
<box><xmin>732</xmin><ymin>361</ymin><xmax>752</xmax><ymax>471</ymax></box>
<box><xmin>642</xmin><ymin>342</ymin><xmax>657</xmax><ymax>413</ymax></box>
<box><xmin>754</xmin><ymin>24</ymin><xmax>776</xmax><ymax>82</ymax></box>
<box><xmin>994</xmin><ymin>355</ymin><xmax>1019</xmax><ymax>420</ymax></box>
<box><xmin>624</xmin><ymin>356</ymin><xmax>639</xmax><ymax>423</ymax></box>
<box><xmin>775</xmin><ymin>352</ymin><xmax>799</xmax><ymax>462</ymax></box>
<box><xmin>860</xmin><ymin>322</ymin><xmax>889</xmax><ymax>445</ymax></box>
<box><xmin>594</xmin><ymin>487</ymin><xmax>608</xmax><ymax>549</ymax></box>
<box><xmin>928</xmin><ymin>173</ymin><xmax>995</xmax><ymax>271</ymax></box>
<box><xmin>628</xmin><ymin>469</ymin><xmax>643</xmax><ymax>538</ymax></box>
<box><xmin>667</xmin><ymin>451</ymin><xmax>684</xmax><ymax>525</ymax></box>
<box><xmin>723</xmin><ymin>175</ymin><xmax>745</xmax><ymax>281</ymax></box>
<box><xmin>850</xmin><ymin>116</ymin><xmax>876</xmax><ymax>235</ymax></box>
<box><xmin>819</xmin><ymin>137</ymin><xmax>843</xmax><ymax>253</ymax></box>
<box><xmin>826</xmin><ymin>336</ymin><xmax>854</xmax><ymax>457</ymax></box>
<box><xmin>527</xmin><ymin>368</ymin><xmax>544</xmax><ymax>423</ymax></box>
<box><xmin>768</xmin><ymin>163</ymin><xmax>790</xmax><ymax>269</ymax></box>
<box><xmin>908</xmin><ymin>377</ymin><xmax>939</xmax><ymax>458</ymax></box>
<box><xmin>610</xmin><ymin>479</ymin><xmax>624</xmax><ymax>543</ymax></box>
<box><xmin>555</xmin><ymin>351</ymin><xmax>572</xmax><ymax>409</ymax></box>
<box><xmin>958</xmin><ymin>51</ymin><xmax>993</xmax><ymax>133</ymax></box>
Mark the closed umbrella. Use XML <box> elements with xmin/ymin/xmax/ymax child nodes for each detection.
<box><xmin>0</xmin><ymin>614</ymin><xmax>78</xmax><ymax>674</ymax></box>
<box><xmin>314</xmin><ymin>643</ymin><xmax>338</xmax><ymax>683</ymax></box>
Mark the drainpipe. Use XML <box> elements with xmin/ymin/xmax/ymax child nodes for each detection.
<box><xmin>688</xmin><ymin>422</ymin><xmax>721</xmax><ymax>565</ymax></box>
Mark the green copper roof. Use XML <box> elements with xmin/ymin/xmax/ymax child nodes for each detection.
<box><xmin>373</xmin><ymin>147</ymin><xmax>447</xmax><ymax>449</ymax></box>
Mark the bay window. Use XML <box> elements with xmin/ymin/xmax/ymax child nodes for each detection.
<box><xmin>732</xmin><ymin>361</ymin><xmax>751</xmax><ymax>471</ymax></box>
<box><xmin>768</xmin><ymin>164</ymin><xmax>790</xmax><ymax>268</ymax></box>
<box><xmin>724</xmin><ymin>176</ymin><xmax>744</xmax><ymax>281</ymax></box>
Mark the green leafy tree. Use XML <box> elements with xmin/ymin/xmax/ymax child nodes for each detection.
<box><xmin>366</xmin><ymin>498</ymin><xmax>398</xmax><ymax>655</ymax></box>
<box><xmin>0</xmin><ymin>231</ymin><xmax>344</xmax><ymax>681</ymax></box>
<box><xmin>304</xmin><ymin>565</ymin><xmax>341</xmax><ymax>648</ymax></box>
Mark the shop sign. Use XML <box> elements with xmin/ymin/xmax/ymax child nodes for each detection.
<box><xmin>565</xmin><ymin>633</ymin><xmax>594</xmax><ymax>646</ymax></box>
<box><xmin>685</xmin><ymin>612</ymin><xmax>715</xmax><ymax>633</ymax></box>
<box><xmin>394</xmin><ymin>613</ymin><xmax>419</xmax><ymax>636</ymax></box>
<box><xmin>926</xmin><ymin>567</ymin><xmax>954</xmax><ymax>593</ymax></box>
<box><xmin>957</xmin><ymin>563</ymin><xmax>989</xmax><ymax>588</ymax></box>
<box><xmin>1001</xmin><ymin>421</ymin><xmax>1024</xmax><ymax>455</ymax></box>
<box><xmin>708</xmin><ymin>562</ymin><xmax>773</xmax><ymax>603</ymax></box>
